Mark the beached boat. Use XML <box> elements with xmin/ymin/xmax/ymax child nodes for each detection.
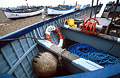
<box><xmin>48</xmin><ymin>5</ymin><xmax>75</xmax><ymax>15</ymax></box>
<box><xmin>4</xmin><ymin>6</ymin><xmax>44</xmax><ymax>19</ymax></box>
<box><xmin>0</xmin><ymin>0</ymin><xmax>120</xmax><ymax>78</ymax></box>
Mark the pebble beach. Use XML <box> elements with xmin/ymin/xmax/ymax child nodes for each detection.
<box><xmin>0</xmin><ymin>10</ymin><xmax>54</xmax><ymax>37</ymax></box>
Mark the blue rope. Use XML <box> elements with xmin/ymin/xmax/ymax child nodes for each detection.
<box><xmin>68</xmin><ymin>43</ymin><xmax>120</xmax><ymax>67</ymax></box>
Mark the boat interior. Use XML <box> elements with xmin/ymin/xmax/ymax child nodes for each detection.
<box><xmin>0</xmin><ymin>0</ymin><xmax>120</xmax><ymax>78</ymax></box>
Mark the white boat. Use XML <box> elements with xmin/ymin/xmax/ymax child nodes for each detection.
<box><xmin>48</xmin><ymin>5</ymin><xmax>75</xmax><ymax>15</ymax></box>
<box><xmin>4</xmin><ymin>7</ymin><xmax>44</xmax><ymax>19</ymax></box>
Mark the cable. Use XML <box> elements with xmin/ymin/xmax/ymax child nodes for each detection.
<box><xmin>106</xmin><ymin>35</ymin><xmax>116</xmax><ymax>53</ymax></box>
<box><xmin>0</xmin><ymin>33</ymin><xmax>59</xmax><ymax>41</ymax></box>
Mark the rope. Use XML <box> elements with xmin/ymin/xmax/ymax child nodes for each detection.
<box><xmin>68</xmin><ymin>43</ymin><xmax>120</xmax><ymax>67</ymax></box>
<box><xmin>87</xmin><ymin>52</ymin><xmax>120</xmax><ymax>67</ymax></box>
<box><xmin>58</xmin><ymin>49</ymin><xmax>66</xmax><ymax>68</ymax></box>
<box><xmin>0</xmin><ymin>33</ymin><xmax>59</xmax><ymax>41</ymax></box>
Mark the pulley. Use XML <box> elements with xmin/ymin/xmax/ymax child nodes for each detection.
<box><xmin>81</xmin><ymin>18</ymin><xmax>103</xmax><ymax>35</ymax></box>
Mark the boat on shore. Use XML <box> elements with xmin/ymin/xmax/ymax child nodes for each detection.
<box><xmin>48</xmin><ymin>5</ymin><xmax>75</xmax><ymax>15</ymax></box>
<box><xmin>4</xmin><ymin>6</ymin><xmax>44</xmax><ymax>19</ymax></box>
<box><xmin>0</xmin><ymin>0</ymin><xmax>120</xmax><ymax>78</ymax></box>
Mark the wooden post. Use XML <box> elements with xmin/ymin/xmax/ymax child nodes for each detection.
<box><xmin>107</xmin><ymin>1</ymin><xmax>115</xmax><ymax>19</ymax></box>
<box><xmin>111</xmin><ymin>0</ymin><xmax>119</xmax><ymax>22</ymax></box>
<box><xmin>105</xmin><ymin>0</ymin><xmax>119</xmax><ymax>34</ymax></box>
<box><xmin>90</xmin><ymin>0</ymin><xmax>94</xmax><ymax>18</ymax></box>
<box><xmin>94</xmin><ymin>0</ymin><xmax>99</xmax><ymax>18</ymax></box>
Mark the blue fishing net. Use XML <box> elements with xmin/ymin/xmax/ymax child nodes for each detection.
<box><xmin>68</xmin><ymin>43</ymin><xmax>120</xmax><ymax>67</ymax></box>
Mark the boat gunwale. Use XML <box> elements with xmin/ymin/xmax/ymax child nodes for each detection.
<box><xmin>0</xmin><ymin>5</ymin><xmax>102</xmax><ymax>48</ymax></box>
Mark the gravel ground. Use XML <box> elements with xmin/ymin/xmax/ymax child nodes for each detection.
<box><xmin>0</xmin><ymin>10</ymin><xmax>54</xmax><ymax>37</ymax></box>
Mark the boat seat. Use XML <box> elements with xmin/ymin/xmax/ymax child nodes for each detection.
<box><xmin>96</xmin><ymin>17</ymin><xmax>111</xmax><ymax>26</ymax></box>
<box><xmin>72</xmin><ymin>58</ymin><xmax>104</xmax><ymax>72</ymax></box>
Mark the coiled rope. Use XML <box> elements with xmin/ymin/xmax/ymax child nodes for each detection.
<box><xmin>68</xmin><ymin>43</ymin><xmax>120</xmax><ymax>67</ymax></box>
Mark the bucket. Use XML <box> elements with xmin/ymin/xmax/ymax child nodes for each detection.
<box><xmin>67</xmin><ymin>19</ymin><xmax>75</xmax><ymax>27</ymax></box>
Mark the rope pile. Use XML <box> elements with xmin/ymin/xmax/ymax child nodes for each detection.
<box><xmin>68</xmin><ymin>43</ymin><xmax>120</xmax><ymax>67</ymax></box>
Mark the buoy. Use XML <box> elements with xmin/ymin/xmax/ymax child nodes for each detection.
<box><xmin>45</xmin><ymin>26</ymin><xmax>63</xmax><ymax>47</ymax></box>
<box><xmin>32</xmin><ymin>52</ymin><xmax>58</xmax><ymax>77</ymax></box>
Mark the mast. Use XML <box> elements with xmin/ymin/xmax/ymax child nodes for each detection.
<box><xmin>25</xmin><ymin>0</ymin><xmax>29</xmax><ymax>8</ymax></box>
<box><xmin>63</xmin><ymin>0</ymin><xmax>65</xmax><ymax>5</ymax></box>
<box><xmin>76</xmin><ymin>1</ymin><xmax>77</xmax><ymax>6</ymax></box>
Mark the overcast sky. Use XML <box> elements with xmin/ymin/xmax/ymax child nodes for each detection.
<box><xmin>0</xmin><ymin>0</ymin><xmax>116</xmax><ymax>7</ymax></box>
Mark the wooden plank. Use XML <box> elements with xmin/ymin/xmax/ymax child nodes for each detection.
<box><xmin>50</xmin><ymin>45</ymin><xmax>79</xmax><ymax>62</ymax></box>
<box><xmin>7</xmin><ymin>43</ymin><xmax>37</xmax><ymax>74</ymax></box>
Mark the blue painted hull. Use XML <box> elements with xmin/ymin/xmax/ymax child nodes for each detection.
<box><xmin>0</xmin><ymin>3</ymin><xmax>120</xmax><ymax>78</ymax></box>
<box><xmin>48</xmin><ymin>6</ymin><xmax>75</xmax><ymax>15</ymax></box>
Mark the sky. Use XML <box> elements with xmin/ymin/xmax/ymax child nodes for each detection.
<box><xmin>0</xmin><ymin>0</ymin><xmax>116</xmax><ymax>8</ymax></box>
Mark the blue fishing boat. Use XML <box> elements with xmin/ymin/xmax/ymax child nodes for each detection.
<box><xmin>48</xmin><ymin>5</ymin><xmax>75</xmax><ymax>15</ymax></box>
<box><xmin>0</xmin><ymin>0</ymin><xmax>120</xmax><ymax>78</ymax></box>
<box><xmin>4</xmin><ymin>0</ymin><xmax>44</xmax><ymax>19</ymax></box>
<box><xmin>4</xmin><ymin>6</ymin><xmax>44</xmax><ymax>19</ymax></box>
